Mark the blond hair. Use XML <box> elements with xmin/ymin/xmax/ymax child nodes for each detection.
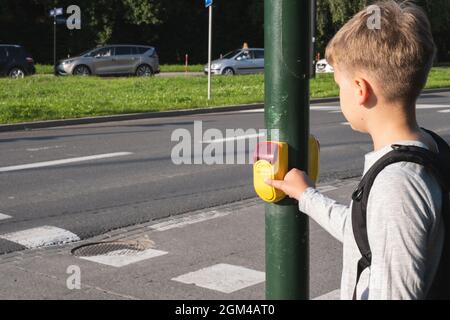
<box><xmin>326</xmin><ymin>1</ymin><xmax>436</xmax><ymax>105</ymax></box>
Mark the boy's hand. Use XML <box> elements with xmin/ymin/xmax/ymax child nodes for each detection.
<box><xmin>265</xmin><ymin>169</ymin><xmax>315</xmax><ymax>201</ymax></box>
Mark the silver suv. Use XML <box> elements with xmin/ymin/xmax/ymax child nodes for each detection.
<box><xmin>56</xmin><ymin>45</ymin><xmax>160</xmax><ymax>77</ymax></box>
<box><xmin>204</xmin><ymin>48</ymin><xmax>264</xmax><ymax>76</ymax></box>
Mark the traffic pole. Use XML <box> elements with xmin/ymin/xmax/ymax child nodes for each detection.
<box><xmin>207</xmin><ymin>4</ymin><xmax>212</xmax><ymax>100</ymax></box>
<box><xmin>264</xmin><ymin>0</ymin><xmax>312</xmax><ymax>300</ymax></box>
<box><xmin>53</xmin><ymin>9</ymin><xmax>56</xmax><ymax>74</ymax></box>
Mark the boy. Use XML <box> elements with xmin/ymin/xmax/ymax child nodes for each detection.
<box><xmin>265</xmin><ymin>1</ymin><xmax>444</xmax><ymax>300</ymax></box>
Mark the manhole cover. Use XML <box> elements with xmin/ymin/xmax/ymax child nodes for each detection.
<box><xmin>71</xmin><ymin>238</ymin><xmax>154</xmax><ymax>257</ymax></box>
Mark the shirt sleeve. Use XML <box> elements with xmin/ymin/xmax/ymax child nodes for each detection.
<box><xmin>298</xmin><ymin>188</ymin><xmax>351</xmax><ymax>243</ymax></box>
<box><xmin>365</xmin><ymin>165</ymin><xmax>441</xmax><ymax>300</ymax></box>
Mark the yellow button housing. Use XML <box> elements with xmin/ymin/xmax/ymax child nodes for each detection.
<box><xmin>253</xmin><ymin>142</ymin><xmax>288</xmax><ymax>203</ymax></box>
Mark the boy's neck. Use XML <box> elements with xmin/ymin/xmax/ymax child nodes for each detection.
<box><xmin>367</xmin><ymin>104</ymin><xmax>422</xmax><ymax>151</ymax></box>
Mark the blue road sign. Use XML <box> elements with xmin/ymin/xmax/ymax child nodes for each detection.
<box><xmin>49</xmin><ymin>8</ymin><xmax>64</xmax><ymax>17</ymax></box>
<box><xmin>205</xmin><ymin>0</ymin><xmax>213</xmax><ymax>8</ymax></box>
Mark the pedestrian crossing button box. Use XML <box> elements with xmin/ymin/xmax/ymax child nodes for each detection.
<box><xmin>253</xmin><ymin>142</ymin><xmax>289</xmax><ymax>203</ymax></box>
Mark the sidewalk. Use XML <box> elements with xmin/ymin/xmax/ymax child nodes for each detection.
<box><xmin>0</xmin><ymin>178</ymin><xmax>359</xmax><ymax>300</ymax></box>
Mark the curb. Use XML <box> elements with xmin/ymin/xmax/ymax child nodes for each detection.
<box><xmin>0</xmin><ymin>87</ymin><xmax>448</xmax><ymax>133</ymax></box>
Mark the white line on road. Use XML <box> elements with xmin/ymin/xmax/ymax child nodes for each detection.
<box><xmin>0</xmin><ymin>152</ymin><xmax>133</xmax><ymax>173</ymax></box>
<box><xmin>149</xmin><ymin>210</ymin><xmax>232</xmax><ymax>232</ymax></box>
<box><xmin>236</xmin><ymin>104</ymin><xmax>448</xmax><ymax>114</ymax></box>
<box><xmin>438</xmin><ymin>109</ymin><xmax>450</xmax><ymax>113</ymax></box>
<box><xmin>80</xmin><ymin>248</ymin><xmax>168</xmax><ymax>267</ymax></box>
<box><xmin>417</xmin><ymin>104</ymin><xmax>450</xmax><ymax>109</ymax></box>
<box><xmin>237</xmin><ymin>109</ymin><xmax>264</xmax><ymax>113</ymax></box>
<box><xmin>341</xmin><ymin>122</ymin><xmax>351</xmax><ymax>126</ymax></box>
<box><xmin>202</xmin><ymin>133</ymin><xmax>265</xmax><ymax>144</ymax></box>
<box><xmin>311</xmin><ymin>106</ymin><xmax>340</xmax><ymax>111</ymax></box>
<box><xmin>317</xmin><ymin>185</ymin><xmax>338</xmax><ymax>193</ymax></box>
<box><xmin>26</xmin><ymin>145</ymin><xmax>64</xmax><ymax>152</ymax></box>
<box><xmin>0</xmin><ymin>213</ymin><xmax>12</xmax><ymax>221</ymax></box>
<box><xmin>0</xmin><ymin>226</ymin><xmax>80</xmax><ymax>249</ymax></box>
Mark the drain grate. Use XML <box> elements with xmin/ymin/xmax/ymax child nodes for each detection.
<box><xmin>71</xmin><ymin>238</ymin><xmax>155</xmax><ymax>257</ymax></box>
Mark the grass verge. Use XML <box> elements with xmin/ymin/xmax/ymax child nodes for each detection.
<box><xmin>35</xmin><ymin>64</ymin><xmax>204</xmax><ymax>74</ymax></box>
<box><xmin>0</xmin><ymin>68</ymin><xmax>449</xmax><ymax>124</ymax></box>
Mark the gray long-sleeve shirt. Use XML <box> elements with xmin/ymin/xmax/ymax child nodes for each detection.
<box><xmin>299</xmin><ymin>140</ymin><xmax>444</xmax><ymax>300</ymax></box>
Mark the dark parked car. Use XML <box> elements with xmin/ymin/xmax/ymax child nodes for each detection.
<box><xmin>0</xmin><ymin>45</ymin><xmax>36</xmax><ymax>78</ymax></box>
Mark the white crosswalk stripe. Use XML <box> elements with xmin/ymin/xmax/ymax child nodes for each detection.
<box><xmin>80</xmin><ymin>248</ymin><xmax>168</xmax><ymax>267</ymax></box>
<box><xmin>0</xmin><ymin>213</ymin><xmax>11</xmax><ymax>221</ymax></box>
<box><xmin>172</xmin><ymin>264</ymin><xmax>265</xmax><ymax>294</ymax></box>
<box><xmin>0</xmin><ymin>226</ymin><xmax>80</xmax><ymax>249</ymax></box>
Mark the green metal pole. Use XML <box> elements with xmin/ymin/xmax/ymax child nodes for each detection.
<box><xmin>265</xmin><ymin>0</ymin><xmax>312</xmax><ymax>300</ymax></box>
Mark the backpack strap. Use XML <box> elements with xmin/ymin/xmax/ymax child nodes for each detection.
<box><xmin>351</xmin><ymin>144</ymin><xmax>443</xmax><ymax>300</ymax></box>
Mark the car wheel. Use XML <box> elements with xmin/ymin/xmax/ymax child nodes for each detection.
<box><xmin>73</xmin><ymin>65</ymin><xmax>91</xmax><ymax>76</ymax></box>
<box><xmin>222</xmin><ymin>68</ymin><xmax>235</xmax><ymax>76</ymax></box>
<box><xmin>9</xmin><ymin>68</ymin><xmax>25</xmax><ymax>79</ymax></box>
<box><xmin>136</xmin><ymin>64</ymin><xmax>154</xmax><ymax>77</ymax></box>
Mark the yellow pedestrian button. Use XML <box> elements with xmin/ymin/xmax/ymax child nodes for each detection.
<box><xmin>253</xmin><ymin>142</ymin><xmax>289</xmax><ymax>203</ymax></box>
<box><xmin>253</xmin><ymin>136</ymin><xmax>320</xmax><ymax>203</ymax></box>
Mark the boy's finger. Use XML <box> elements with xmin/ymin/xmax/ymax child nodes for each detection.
<box><xmin>265</xmin><ymin>178</ymin><xmax>284</xmax><ymax>190</ymax></box>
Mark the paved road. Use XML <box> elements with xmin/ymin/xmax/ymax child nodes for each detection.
<box><xmin>0</xmin><ymin>91</ymin><xmax>449</xmax><ymax>255</ymax></box>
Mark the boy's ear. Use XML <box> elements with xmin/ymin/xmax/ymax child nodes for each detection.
<box><xmin>353</xmin><ymin>77</ymin><xmax>372</xmax><ymax>106</ymax></box>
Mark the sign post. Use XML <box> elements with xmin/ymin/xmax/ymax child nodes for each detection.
<box><xmin>205</xmin><ymin>0</ymin><xmax>213</xmax><ymax>100</ymax></box>
<box><xmin>49</xmin><ymin>8</ymin><xmax>64</xmax><ymax>73</ymax></box>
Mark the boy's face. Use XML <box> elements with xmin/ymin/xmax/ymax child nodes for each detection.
<box><xmin>333</xmin><ymin>66</ymin><xmax>368</xmax><ymax>133</ymax></box>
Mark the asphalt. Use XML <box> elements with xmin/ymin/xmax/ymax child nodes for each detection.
<box><xmin>0</xmin><ymin>91</ymin><xmax>449</xmax><ymax>256</ymax></box>
<box><xmin>0</xmin><ymin>90</ymin><xmax>448</xmax><ymax>300</ymax></box>
<box><xmin>0</xmin><ymin>178</ymin><xmax>358</xmax><ymax>300</ymax></box>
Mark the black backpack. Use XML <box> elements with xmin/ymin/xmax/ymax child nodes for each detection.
<box><xmin>351</xmin><ymin>129</ymin><xmax>450</xmax><ymax>300</ymax></box>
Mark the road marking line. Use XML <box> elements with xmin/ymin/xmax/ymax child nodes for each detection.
<box><xmin>0</xmin><ymin>226</ymin><xmax>80</xmax><ymax>249</ymax></box>
<box><xmin>317</xmin><ymin>185</ymin><xmax>338</xmax><ymax>193</ymax></box>
<box><xmin>237</xmin><ymin>109</ymin><xmax>264</xmax><ymax>113</ymax></box>
<box><xmin>26</xmin><ymin>145</ymin><xmax>64</xmax><ymax>152</ymax></box>
<box><xmin>150</xmin><ymin>210</ymin><xmax>231</xmax><ymax>232</ymax></box>
<box><xmin>202</xmin><ymin>133</ymin><xmax>265</xmax><ymax>144</ymax></box>
<box><xmin>438</xmin><ymin>109</ymin><xmax>450</xmax><ymax>113</ymax></box>
<box><xmin>311</xmin><ymin>106</ymin><xmax>340</xmax><ymax>111</ymax></box>
<box><xmin>0</xmin><ymin>213</ymin><xmax>12</xmax><ymax>221</ymax></box>
<box><xmin>237</xmin><ymin>104</ymin><xmax>449</xmax><ymax>114</ymax></box>
<box><xmin>341</xmin><ymin>122</ymin><xmax>351</xmax><ymax>126</ymax></box>
<box><xmin>172</xmin><ymin>264</ymin><xmax>265</xmax><ymax>294</ymax></box>
<box><xmin>80</xmin><ymin>248</ymin><xmax>168</xmax><ymax>267</ymax></box>
<box><xmin>0</xmin><ymin>152</ymin><xmax>133</xmax><ymax>173</ymax></box>
<box><xmin>313</xmin><ymin>289</ymin><xmax>341</xmax><ymax>300</ymax></box>
<box><xmin>416</xmin><ymin>104</ymin><xmax>450</xmax><ymax>109</ymax></box>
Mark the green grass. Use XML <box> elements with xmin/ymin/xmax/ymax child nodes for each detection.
<box><xmin>35</xmin><ymin>64</ymin><xmax>55</xmax><ymax>75</ymax></box>
<box><xmin>0</xmin><ymin>68</ymin><xmax>449</xmax><ymax>124</ymax></box>
<box><xmin>160</xmin><ymin>64</ymin><xmax>204</xmax><ymax>73</ymax></box>
<box><xmin>426</xmin><ymin>67</ymin><xmax>450</xmax><ymax>88</ymax></box>
<box><xmin>35</xmin><ymin>64</ymin><xmax>204</xmax><ymax>74</ymax></box>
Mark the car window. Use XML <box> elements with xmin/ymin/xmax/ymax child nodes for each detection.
<box><xmin>137</xmin><ymin>47</ymin><xmax>150</xmax><ymax>54</ymax></box>
<box><xmin>254</xmin><ymin>50</ymin><xmax>264</xmax><ymax>59</ymax></box>
<box><xmin>222</xmin><ymin>49</ymin><xmax>241</xmax><ymax>59</ymax></box>
<box><xmin>6</xmin><ymin>46</ymin><xmax>20</xmax><ymax>58</ymax></box>
<box><xmin>115</xmin><ymin>47</ymin><xmax>133</xmax><ymax>56</ymax></box>
<box><xmin>94</xmin><ymin>47</ymin><xmax>113</xmax><ymax>57</ymax></box>
<box><xmin>0</xmin><ymin>47</ymin><xmax>7</xmax><ymax>59</ymax></box>
<box><xmin>236</xmin><ymin>50</ymin><xmax>254</xmax><ymax>61</ymax></box>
